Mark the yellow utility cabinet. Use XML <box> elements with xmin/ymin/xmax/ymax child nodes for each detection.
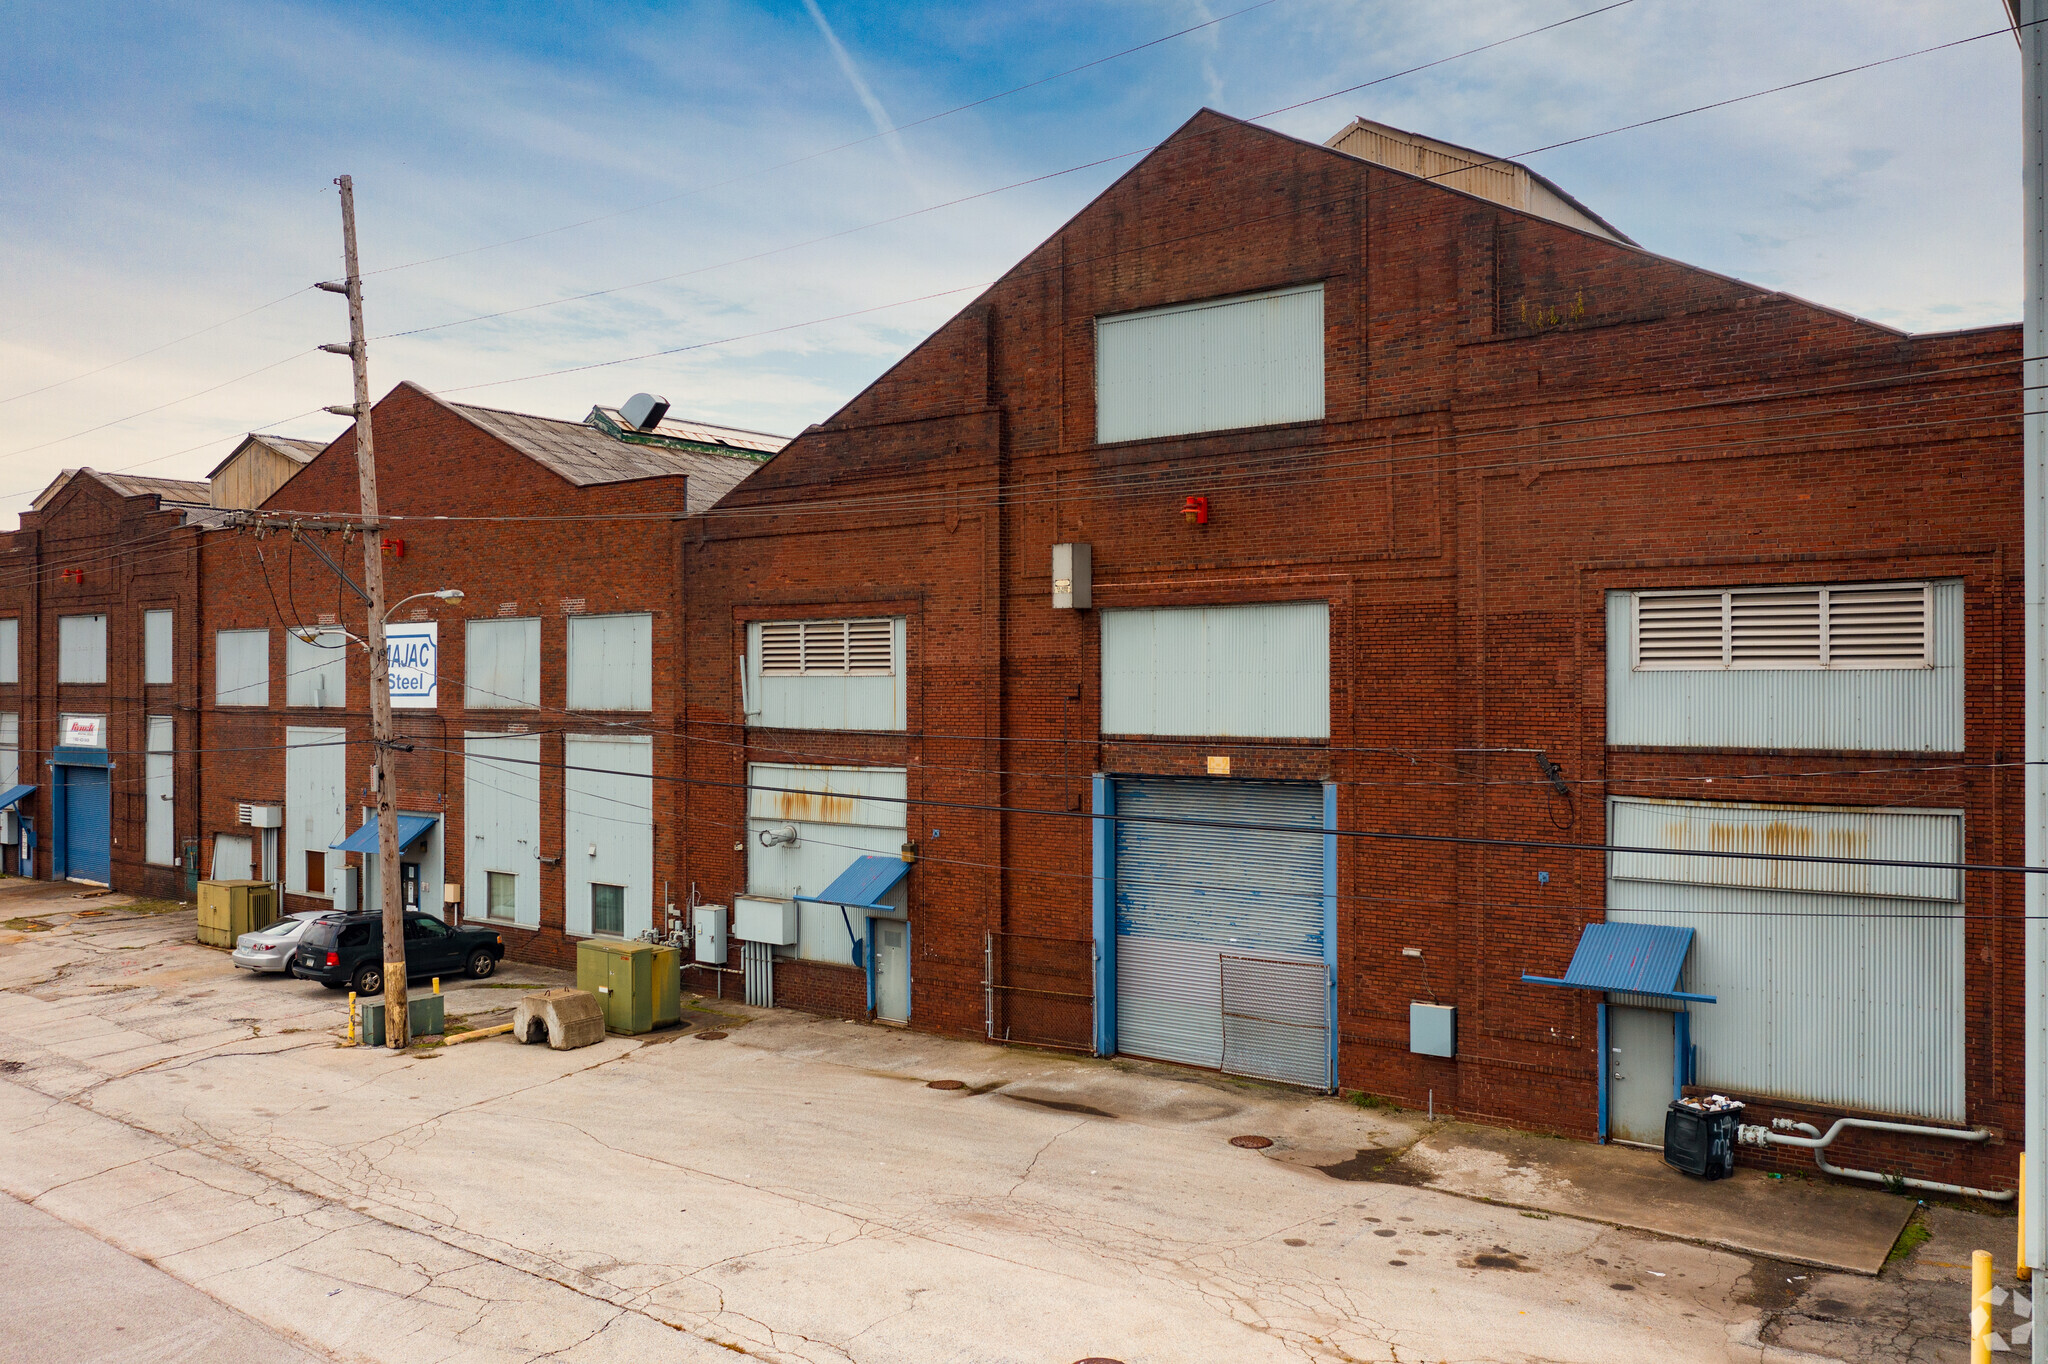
<box><xmin>577</xmin><ymin>939</ymin><xmax>653</xmax><ymax>1034</ymax></box>
<box><xmin>196</xmin><ymin>880</ymin><xmax>277</xmax><ymax>947</ymax></box>
<box><xmin>650</xmin><ymin>943</ymin><xmax>681</xmax><ymax>1028</ymax></box>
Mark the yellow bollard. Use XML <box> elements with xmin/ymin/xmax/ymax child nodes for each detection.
<box><xmin>433</xmin><ymin>977</ymin><xmax>440</xmax><ymax>995</ymax></box>
<box><xmin>1973</xmin><ymin>1249</ymin><xmax>1993</xmax><ymax>1364</ymax></box>
<box><xmin>347</xmin><ymin>991</ymin><xmax>358</xmax><ymax>1047</ymax></box>
<box><xmin>2021</xmin><ymin>1157</ymin><xmax>2031</xmax><ymax>1283</ymax></box>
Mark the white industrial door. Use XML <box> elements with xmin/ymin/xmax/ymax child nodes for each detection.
<box><xmin>1113</xmin><ymin>779</ymin><xmax>1328</xmax><ymax>1085</ymax></box>
<box><xmin>1607</xmin><ymin>1006</ymin><xmax>1676</xmax><ymax>1146</ymax></box>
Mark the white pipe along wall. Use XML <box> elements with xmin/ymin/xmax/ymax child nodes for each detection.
<box><xmin>1737</xmin><ymin>1116</ymin><xmax>2011</xmax><ymax>1202</ymax></box>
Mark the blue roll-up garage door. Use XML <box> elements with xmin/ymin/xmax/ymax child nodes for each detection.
<box><xmin>1113</xmin><ymin>778</ymin><xmax>1329</xmax><ymax>1086</ymax></box>
<box><xmin>63</xmin><ymin>766</ymin><xmax>111</xmax><ymax>884</ymax></box>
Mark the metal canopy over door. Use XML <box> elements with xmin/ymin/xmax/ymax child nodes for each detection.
<box><xmin>1112</xmin><ymin>778</ymin><xmax>1329</xmax><ymax>1086</ymax></box>
<box><xmin>61</xmin><ymin>765</ymin><xmax>111</xmax><ymax>883</ymax></box>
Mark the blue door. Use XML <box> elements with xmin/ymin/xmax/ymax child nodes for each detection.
<box><xmin>63</xmin><ymin>766</ymin><xmax>111</xmax><ymax>883</ymax></box>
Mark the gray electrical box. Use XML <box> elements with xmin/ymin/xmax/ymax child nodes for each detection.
<box><xmin>1409</xmin><ymin>1002</ymin><xmax>1456</xmax><ymax>1058</ymax></box>
<box><xmin>692</xmin><ymin>904</ymin><xmax>728</xmax><ymax>964</ymax></box>
<box><xmin>1052</xmin><ymin>542</ymin><xmax>1091</xmax><ymax>610</ymax></box>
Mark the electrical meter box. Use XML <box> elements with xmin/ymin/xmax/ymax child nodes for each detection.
<box><xmin>692</xmin><ymin>905</ymin><xmax>728</xmax><ymax>965</ymax></box>
<box><xmin>196</xmin><ymin>880</ymin><xmax>277</xmax><ymax>947</ymax></box>
<box><xmin>1408</xmin><ymin>1002</ymin><xmax>1456</xmax><ymax>1058</ymax></box>
<box><xmin>577</xmin><ymin>938</ymin><xmax>655</xmax><ymax>1035</ymax></box>
<box><xmin>733</xmin><ymin>895</ymin><xmax>797</xmax><ymax>945</ymax></box>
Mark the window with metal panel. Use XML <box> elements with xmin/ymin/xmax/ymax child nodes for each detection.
<box><xmin>214</xmin><ymin>629</ymin><xmax>271</xmax><ymax>705</ymax></box>
<box><xmin>0</xmin><ymin>618</ymin><xmax>20</xmax><ymax>686</ymax></box>
<box><xmin>58</xmin><ymin>613</ymin><xmax>107</xmax><ymax>684</ymax></box>
<box><xmin>1633</xmin><ymin>582</ymin><xmax>1929</xmax><ymax>671</ymax></box>
<box><xmin>0</xmin><ymin>712</ymin><xmax>17</xmax><ymax>789</ymax></box>
<box><xmin>565</xmin><ymin>613</ymin><xmax>652</xmax><ymax>711</ymax></box>
<box><xmin>758</xmin><ymin>619</ymin><xmax>895</xmax><ymax>676</ymax></box>
<box><xmin>1095</xmin><ymin>283</ymin><xmax>1325</xmax><ymax>443</ymax></box>
<box><xmin>465</xmin><ymin>617</ymin><xmax>541</xmax><ymax>709</ymax></box>
<box><xmin>487</xmin><ymin>872</ymin><xmax>517</xmax><ymax>922</ymax></box>
<box><xmin>285</xmin><ymin>630</ymin><xmax>347</xmax><ymax>708</ymax></box>
<box><xmin>143</xmin><ymin>609</ymin><xmax>173</xmax><ymax>685</ymax></box>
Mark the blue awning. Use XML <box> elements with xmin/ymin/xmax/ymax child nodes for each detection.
<box><xmin>332</xmin><ymin>813</ymin><xmax>438</xmax><ymax>855</ymax></box>
<box><xmin>0</xmin><ymin>784</ymin><xmax>36</xmax><ymax>812</ymax></box>
<box><xmin>1521</xmin><ymin>922</ymin><xmax>1716</xmax><ymax>1003</ymax></box>
<box><xmin>794</xmin><ymin>854</ymin><xmax>911</xmax><ymax>911</ymax></box>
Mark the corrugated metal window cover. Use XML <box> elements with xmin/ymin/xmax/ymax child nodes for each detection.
<box><xmin>1520</xmin><ymin>922</ymin><xmax>1713</xmax><ymax>1002</ymax></box>
<box><xmin>795</xmin><ymin>854</ymin><xmax>910</xmax><ymax>910</ymax></box>
<box><xmin>1095</xmin><ymin>283</ymin><xmax>1325</xmax><ymax>443</ymax></box>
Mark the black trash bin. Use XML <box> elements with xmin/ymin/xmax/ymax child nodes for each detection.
<box><xmin>1662</xmin><ymin>1096</ymin><xmax>1744</xmax><ymax>1180</ymax></box>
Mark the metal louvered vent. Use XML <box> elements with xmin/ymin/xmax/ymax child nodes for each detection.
<box><xmin>1635</xmin><ymin>583</ymin><xmax>1929</xmax><ymax>671</ymax></box>
<box><xmin>758</xmin><ymin>619</ymin><xmax>895</xmax><ymax>676</ymax></box>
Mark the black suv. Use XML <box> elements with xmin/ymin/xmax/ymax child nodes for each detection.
<box><xmin>295</xmin><ymin>912</ymin><xmax>505</xmax><ymax>995</ymax></box>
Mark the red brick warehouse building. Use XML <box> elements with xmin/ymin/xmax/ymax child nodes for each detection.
<box><xmin>678</xmin><ymin>111</ymin><xmax>2021</xmax><ymax>1189</ymax></box>
<box><xmin>195</xmin><ymin>383</ymin><xmax>776</xmax><ymax>969</ymax></box>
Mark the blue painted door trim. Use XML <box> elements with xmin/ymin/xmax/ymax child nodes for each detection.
<box><xmin>52</xmin><ymin>764</ymin><xmax>110</xmax><ymax>883</ymax></box>
<box><xmin>1596</xmin><ymin>1001</ymin><xmax>1610</xmax><ymax>1143</ymax></box>
<box><xmin>1091</xmin><ymin>774</ymin><xmax>1115</xmax><ymax>1058</ymax></box>
<box><xmin>865</xmin><ymin>915</ymin><xmax>911</xmax><ymax>1023</ymax></box>
<box><xmin>1322</xmin><ymin>783</ymin><xmax>1339</xmax><ymax>1090</ymax></box>
<box><xmin>48</xmin><ymin>766</ymin><xmax>67</xmax><ymax>881</ymax></box>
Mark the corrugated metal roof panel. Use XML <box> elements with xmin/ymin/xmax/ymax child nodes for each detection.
<box><xmin>330</xmin><ymin>812</ymin><xmax>438</xmax><ymax>854</ymax></box>
<box><xmin>32</xmin><ymin>468</ymin><xmax>211</xmax><ymax>511</ymax></box>
<box><xmin>1522</xmin><ymin>922</ymin><xmax>1710</xmax><ymax>1000</ymax></box>
<box><xmin>795</xmin><ymin>854</ymin><xmax>910</xmax><ymax>910</ymax></box>
<box><xmin>444</xmin><ymin>399</ymin><xmax>760</xmax><ymax>510</ymax></box>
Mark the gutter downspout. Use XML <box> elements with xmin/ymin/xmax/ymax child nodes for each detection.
<box><xmin>1740</xmin><ymin>1117</ymin><xmax>2013</xmax><ymax>1202</ymax></box>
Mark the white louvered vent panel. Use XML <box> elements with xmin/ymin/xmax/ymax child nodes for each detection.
<box><xmin>1636</xmin><ymin>594</ymin><xmax>1726</xmax><ymax>668</ymax></box>
<box><xmin>759</xmin><ymin>622</ymin><xmax>804</xmax><ymax>676</ymax></box>
<box><xmin>1729</xmin><ymin>590</ymin><xmax>1821</xmax><ymax>665</ymax></box>
<box><xmin>1824</xmin><ymin>585</ymin><xmax>1928</xmax><ymax>667</ymax></box>
<box><xmin>846</xmin><ymin>619</ymin><xmax>893</xmax><ymax>675</ymax></box>
<box><xmin>802</xmin><ymin>621</ymin><xmax>850</xmax><ymax>674</ymax></box>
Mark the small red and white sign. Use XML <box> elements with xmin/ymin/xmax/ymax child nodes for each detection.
<box><xmin>60</xmin><ymin>714</ymin><xmax>105</xmax><ymax>748</ymax></box>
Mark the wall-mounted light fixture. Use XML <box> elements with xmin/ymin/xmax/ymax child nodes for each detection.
<box><xmin>1182</xmin><ymin>496</ymin><xmax>1209</xmax><ymax>526</ymax></box>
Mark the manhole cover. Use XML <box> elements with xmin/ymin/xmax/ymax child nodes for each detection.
<box><xmin>1075</xmin><ymin>1358</ymin><xmax>1128</xmax><ymax>1363</ymax></box>
<box><xmin>926</xmin><ymin>1079</ymin><xmax>965</xmax><ymax>1090</ymax></box>
<box><xmin>1229</xmin><ymin>1135</ymin><xmax>1274</xmax><ymax>1150</ymax></box>
<box><xmin>74</xmin><ymin>909</ymin><xmax>108</xmax><ymax>917</ymax></box>
<box><xmin>694</xmin><ymin>1031</ymin><xmax>728</xmax><ymax>1041</ymax></box>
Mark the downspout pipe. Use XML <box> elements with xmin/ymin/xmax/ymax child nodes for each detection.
<box><xmin>1738</xmin><ymin>1117</ymin><xmax>2013</xmax><ymax>1202</ymax></box>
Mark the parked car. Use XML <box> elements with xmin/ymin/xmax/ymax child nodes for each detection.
<box><xmin>230</xmin><ymin>911</ymin><xmax>336</xmax><ymax>975</ymax></box>
<box><xmin>294</xmin><ymin>912</ymin><xmax>504</xmax><ymax>995</ymax></box>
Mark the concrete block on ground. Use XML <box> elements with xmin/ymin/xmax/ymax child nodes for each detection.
<box><xmin>510</xmin><ymin>988</ymin><xmax>604</xmax><ymax>1051</ymax></box>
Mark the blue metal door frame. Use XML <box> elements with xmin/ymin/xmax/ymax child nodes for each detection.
<box><xmin>1322</xmin><ymin>783</ymin><xmax>1339</xmax><ymax>1090</ymax></box>
<box><xmin>1091</xmin><ymin>774</ymin><xmax>1116</xmax><ymax>1057</ymax></box>
<box><xmin>49</xmin><ymin>752</ymin><xmax>111</xmax><ymax>883</ymax></box>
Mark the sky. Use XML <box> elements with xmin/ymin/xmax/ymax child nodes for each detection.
<box><xmin>0</xmin><ymin>0</ymin><xmax>2021</xmax><ymax>525</ymax></box>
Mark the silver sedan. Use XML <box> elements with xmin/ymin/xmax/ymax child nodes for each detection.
<box><xmin>231</xmin><ymin>913</ymin><xmax>332</xmax><ymax>975</ymax></box>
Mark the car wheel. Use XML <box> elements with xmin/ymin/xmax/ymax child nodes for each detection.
<box><xmin>352</xmin><ymin>963</ymin><xmax>384</xmax><ymax>996</ymax></box>
<box><xmin>465</xmin><ymin>949</ymin><xmax>496</xmax><ymax>980</ymax></box>
<box><xmin>281</xmin><ymin>960</ymin><xmax>295</xmax><ymax>979</ymax></box>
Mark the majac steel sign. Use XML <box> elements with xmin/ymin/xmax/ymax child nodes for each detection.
<box><xmin>386</xmin><ymin>622</ymin><xmax>439</xmax><ymax>708</ymax></box>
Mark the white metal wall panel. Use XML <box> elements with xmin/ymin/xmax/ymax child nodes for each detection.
<box><xmin>746</xmin><ymin>763</ymin><xmax>907</xmax><ymax>965</ymax></box>
<box><xmin>1102</xmin><ymin>602</ymin><xmax>1329</xmax><ymax>738</ymax></box>
<box><xmin>1096</xmin><ymin>284</ymin><xmax>1325</xmax><ymax>443</ymax></box>
<box><xmin>0</xmin><ymin>618</ymin><xmax>17</xmax><ymax>685</ymax></box>
<box><xmin>464</xmin><ymin>733</ymin><xmax>542</xmax><ymax>927</ymax></box>
<box><xmin>284</xmin><ymin>727</ymin><xmax>346</xmax><ymax>897</ymax></box>
<box><xmin>143</xmin><ymin>610</ymin><xmax>173</xmax><ymax>686</ymax></box>
<box><xmin>215</xmin><ymin>629</ymin><xmax>269</xmax><ymax>706</ymax></box>
<box><xmin>145</xmin><ymin>715</ymin><xmax>173</xmax><ymax>866</ymax></box>
<box><xmin>465</xmin><ymin>617</ymin><xmax>541</xmax><ymax>709</ymax></box>
<box><xmin>0</xmin><ymin>713</ymin><xmax>18</xmax><ymax>790</ymax></box>
<box><xmin>566</xmin><ymin>613</ymin><xmax>651</xmax><ymax>712</ymax></box>
<box><xmin>285</xmin><ymin>631</ymin><xmax>347</xmax><ymax>708</ymax></box>
<box><xmin>1114</xmin><ymin>779</ymin><xmax>1325</xmax><ymax>1071</ymax></box>
<box><xmin>1606</xmin><ymin>583</ymin><xmax>1963</xmax><ymax>751</ymax></box>
<box><xmin>212</xmin><ymin>834</ymin><xmax>252</xmax><ymax>881</ymax></box>
<box><xmin>748</xmin><ymin>618</ymin><xmax>907</xmax><ymax>731</ymax></box>
<box><xmin>564</xmin><ymin>735</ymin><xmax>653</xmax><ymax>938</ymax></box>
<box><xmin>1220</xmin><ymin>953</ymin><xmax>1331</xmax><ymax>1089</ymax></box>
<box><xmin>1611</xmin><ymin>798</ymin><xmax>1961</xmax><ymax>901</ymax></box>
<box><xmin>58</xmin><ymin>614</ymin><xmax>106</xmax><ymax>684</ymax></box>
<box><xmin>364</xmin><ymin>810</ymin><xmax>444</xmax><ymax>917</ymax></box>
<box><xmin>1607</xmin><ymin>797</ymin><xmax>1965</xmax><ymax>1122</ymax></box>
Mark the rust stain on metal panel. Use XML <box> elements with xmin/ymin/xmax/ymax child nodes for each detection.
<box><xmin>772</xmin><ymin>790</ymin><xmax>857</xmax><ymax>823</ymax></box>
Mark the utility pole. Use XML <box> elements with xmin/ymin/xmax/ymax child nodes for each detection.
<box><xmin>320</xmin><ymin>175</ymin><xmax>409</xmax><ymax>1049</ymax></box>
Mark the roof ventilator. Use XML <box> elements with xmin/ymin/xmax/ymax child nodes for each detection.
<box><xmin>621</xmin><ymin>392</ymin><xmax>670</xmax><ymax>431</ymax></box>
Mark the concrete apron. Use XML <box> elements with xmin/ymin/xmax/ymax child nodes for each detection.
<box><xmin>1374</xmin><ymin>1122</ymin><xmax>1914</xmax><ymax>1277</ymax></box>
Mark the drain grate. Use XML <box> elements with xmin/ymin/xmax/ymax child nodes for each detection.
<box><xmin>926</xmin><ymin>1079</ymin><xmax>965</xmax><ymax>1090</ymax></box>
<box><xmin>694</xmin><ymin>1031</ymin><xmax>729</xmax><ymax>1041</ymax></box>
<box><xmin>1229</xmin><ymin>1135</ymin><xmax>1274</xmax><ymax>1150</ymax></box>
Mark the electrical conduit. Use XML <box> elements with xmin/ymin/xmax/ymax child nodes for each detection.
<box><xmin>1738</xmin><ymin>1116</ymin><xmax>2013</xmax><ymax>1202</ymax></box>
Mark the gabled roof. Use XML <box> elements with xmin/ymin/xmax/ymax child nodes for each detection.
<box><xmin>205</xmin><ymin>432</ymin><xmax>326</xmax><ymax>480</ymax></box>
<box><xmin>402</xmin><ymin>383</ymin><xmax>766</xmax><ymax>512</ymax></box>
<box><xmin>31</xmin><ymin>468</ymin><xmax>211</xmax><ymax>512</ymax></box>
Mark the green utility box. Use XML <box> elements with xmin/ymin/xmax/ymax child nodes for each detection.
<box><xmin>577</xmin><ymin>939</ymin><xmax>680</xmax><ymax>1034</ymax></box>
<box><xmin>358</xmin><ymin>992</ymin><xmax>445</xmax><ymax>1047</ymax></box>
<box><xmin>196</xmin><ymin>879</ymin><xmax>277</xmax><ymax>947</ymax></box>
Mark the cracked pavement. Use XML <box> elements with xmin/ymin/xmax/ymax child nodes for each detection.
<box><xmin>0</xmin><ymin>883</ymin><xmax>2010</xmax><ymax>1362</ymax></box>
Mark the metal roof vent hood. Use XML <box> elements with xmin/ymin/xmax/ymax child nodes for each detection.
<box><xmin>620</xmin><ymin>392</ymin><xmax>670</xmax><ymax>431</ymax></box>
